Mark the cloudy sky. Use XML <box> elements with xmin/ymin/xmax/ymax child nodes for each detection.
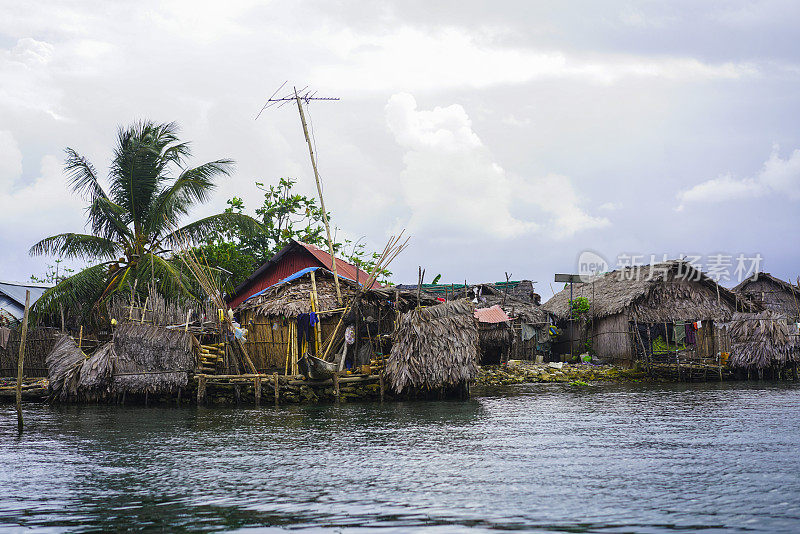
<box><xmin>1</xmin><ymin>0</ymin><xmax>799</xmax><ymax>296</ymax></box>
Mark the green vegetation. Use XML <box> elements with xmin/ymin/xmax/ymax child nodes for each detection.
<box><xmin>29</xmin><ymin>120</ymin><xmax>261</xmax><ymax>319</ymax></box>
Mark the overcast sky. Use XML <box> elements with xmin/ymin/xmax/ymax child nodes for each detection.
<box><xmin>1</xmin><ymin>0</ymin><xmax>799</xmax><ymax>296</ymax></box>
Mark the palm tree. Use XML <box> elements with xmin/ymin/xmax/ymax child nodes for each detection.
<box><xmin>30</xmin><ymin>120</ymin><xmax>261</xmax><ymax>319</ymax></box>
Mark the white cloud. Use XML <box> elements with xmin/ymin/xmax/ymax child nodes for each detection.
<box><xmin>0</xmin><ymin>37</ymin><xmax>63</xmax><ymax>119</ymax></box>
<box><xmin>0</xmin><ymin>130</ymin><xmax>85</xmax><ymax>280</ymax></box>
<box><xmin>313</xmin><ymin>26</ymin><xmax>757</xmax><ymax>93</ymax></box>
<box><xmin>677</xmin><ymin>145</ymin><xmax>800</xmax><ymax>209</ymax></box>
<box><xmin>385</xmin><ymin>93</ymin><xmax>607</xmax><ymax>240</ymax></box>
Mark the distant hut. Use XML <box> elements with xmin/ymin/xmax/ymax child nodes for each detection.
<box><xmin>733</xmin><ymin>273</ymin><xmax>800</xmax><ymax>321</ymax></box>
<box><xmin>729</xmin><ymin>311</ymin><xmax>799</xmax><ymax>375</ymax></box>
<box><xmin>385</xmin><ymin>299</ymin><xmax>478</xmax><ymax>396</ymax></box>
<box><xmin>542</xmin><ymin>260</ymin><xmax>758</xmax><ymax>365</ymax></box>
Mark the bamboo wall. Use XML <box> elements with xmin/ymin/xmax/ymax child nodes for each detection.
<box><xmin>240</xmin><ymin>310</ymin><xmax>341</xmax><ymax>372</ymax></box>
<box><xmin>0</xmin><ymin>327</ymin><xmax>62</xmax><ymax>378</ymax></box>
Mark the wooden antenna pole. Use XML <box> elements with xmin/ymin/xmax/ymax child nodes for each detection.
<box><xmin>294</xmin><ymin>87</ymin><xmax>342</xmax><ymax>305</ymax></box>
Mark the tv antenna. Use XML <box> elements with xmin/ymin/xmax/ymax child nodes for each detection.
<box><xmin>256</xmin><ymin>82</ymin><xmax>343</xmax><ymax>304</ymax></box>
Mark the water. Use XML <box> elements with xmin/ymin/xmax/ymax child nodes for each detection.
<box><xmin>2</xmin><ymin>382</ymin><xmax>800</xmax><ymax>533</ymax></box>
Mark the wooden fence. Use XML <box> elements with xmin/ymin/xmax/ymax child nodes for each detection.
<box><xmin>0</xmin><ymin>327</ymin><xmax>62</xmax><ymax>378</ymax></box>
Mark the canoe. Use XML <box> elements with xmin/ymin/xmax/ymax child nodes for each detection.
<box><xmin>298</xmin><ymin>353</ymin><xmax>338</xmax><ymax>380</ymax></box>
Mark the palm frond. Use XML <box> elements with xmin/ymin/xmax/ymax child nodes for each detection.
<box><xmin>137</xmin><ymin>253</ymin><xmax>200</xmax><ymax>301</ymax></box>
<box><xmin>144</xmin><ymin>159</ymin><xmax>234</xmax><ymax>238</ymax></box>
<box><xmin>87</xmin><ymin>197</ymin><xmax>133</xmax><ymax>243</ymax></box>
<box><xmin>160</xmin><ymin>212</ymin><xmax>264</xmax><ymax>248</ymax></box>
<box><xmin>32</xmin><ymin>263</ymin><xmax>111</xmax><ymax>317</ymax></box>
<box><xmin>65</xmin><ymin>148</ymin><xmax>108</xmax><ymax>201</ymax></box>
<box><xmin>29</xmin><ymin>233</ymin><xmax>121</xmax><ymax>260</ymax></box>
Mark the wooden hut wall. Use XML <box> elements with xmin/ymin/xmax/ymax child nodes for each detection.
<box><xmin>241</xmin><ymin>310</ymin><xmax>343</xmax><ymax>371</ymax></box>
<box><xmin>592</xmin><ymin>313</ymin><xmax>632</xmax><ymax>363</ymax></box>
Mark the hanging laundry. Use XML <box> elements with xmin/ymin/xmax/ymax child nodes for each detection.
<box><xmin>309</xmin><ymin>312</ymin><xmax>318</xmax><ymax>327</ymax></box>
<box><xmin>520</xmin><ymin>323</ymin><xmax>536</xmax><ymax>342</ymax></box>
<box><xmin>297</xmin><ymin>314</ymin><xmax>312</xmax><ymax>348</ymax></box>
<box><xmin>345</xmin><ymin>325</ymin><xmax>356</xmax><ymax>345</ymax></box>
<box><xmin>673</xmin><ymin>321</ymin><xmax>686</xmax><ymax>345</ymax></box>
<box><xmin>685</xmin><ymin>323</ymin><xmax>696</xmax><ymax>345</ymax></box>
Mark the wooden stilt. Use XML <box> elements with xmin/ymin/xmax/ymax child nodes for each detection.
<box><xmin>197</xmin><ymin>375</ymin><xmax>207</xmax><ymax>405</ymax></box>
<box><xmin>333</xmin><ymin>372</ymin><xmax>340</xmax><ymax>402</ymax></box>
<box><xmin>379</xmin><ymin>372</ymin><xmax>385</xmax><ymax>402</ymax></box>
<box><xmin>16</xmin><ymin>290</ymin><xmax>31</xmax><ymax>432</ymax></box>
<box><xmin>254</xmin><ymin>376</ymin><xmax>261</xmax><ymax>406</ymax></box>
<box><xmin>273</xmin><ymin>372</ymin><xmax>279</xmax><ymax>405</ymax></box>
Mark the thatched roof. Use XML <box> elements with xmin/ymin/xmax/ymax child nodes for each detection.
<box><xmin>385</xmin><ymin>299</ymin><xmax>479</xmax><ymax>393</ymax></box>
<box><xmin>238</xmin><ymin>268</ymin><xmax>440</xmax><ymax>317</ymax></box>
<box><xmin>542</xmin><ymin>261</ymin><xmax>755</xmax><ymax>322</ymax></box>
<box><xmin>46</xmin><ymin>335</ymin><xmax>85</xmax><ymax>401</ymax></box>
<box><xmin>733</xmin><ymin>273</ymin><xmax>800</xmax><ymax>318</ymax></box>
<box><xmin>729</xmin><ymin>311</ymin><xmax>798</xmax><ymax>370</ymax></box>
<box><xmin>112</xmin><ymin>323</ymin><xmax>196</xmax><ymax>395</ymax></box>
<box><xmin>46</xmin><ymin>323</ymin><xmax>197</xmax><ymax>401</ymax></box>
<box><xmin>237</xmin><ymin>269</ymin><xmax>359</xmax><ymax>316</ymax></box>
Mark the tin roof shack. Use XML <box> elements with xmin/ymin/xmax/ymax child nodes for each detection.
<box><xmin>542</xmin><ymin>261</ymin><xmax>756</xmax><ymax>366</ymax></box>
<box><xmin>733</xmin><ymin>273</ymin><xmax>800</xmax><ymax>321</ymax></box>
<box><xmin>385</xmin><ymin>299</ymin><xmax>478</xmax><ymax>398</ymax></box>
<box><xmin>226</xmin><ymin>239</ymin><xmax>376</xmax><ymax>309</ymax></box>
<box><xmin>0</xmin><ymin>280</ymin><xmax>48</xmax><ymax>325</ymax></box>
<box><xmin>236</xmin><ymin>268</ymin><xmax>437</xmax><ymax>373</ymax></box>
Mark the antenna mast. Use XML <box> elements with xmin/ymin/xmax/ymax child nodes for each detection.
<box><xmin>257</xmin><ymin>83</ymin><xmax>343</xmax><ymax>304</ymax></box>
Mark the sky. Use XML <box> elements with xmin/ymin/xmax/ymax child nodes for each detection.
<box><xmin>1</xmin><ymin>0</ymin><xmax>799</xmax><ymax>298</ymax></box>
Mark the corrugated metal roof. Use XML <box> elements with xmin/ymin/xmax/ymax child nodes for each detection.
<box><xmin>0</xmin><ymin>280</ymin><xmax>49</xmax><ymax>320</ymax></box>
<box><xmin>474</xmin><ymin>305</ymin><xmax>510</xmax><ymax>323</ymax></box>
<box><xmin>296</xmin><ymin>241</ymin><xmax>379</xmax><ymax>289</ymax></box>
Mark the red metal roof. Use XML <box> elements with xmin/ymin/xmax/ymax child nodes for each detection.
<box><xmin>474</xmin><ymin>305</ymin><xmax>510</xmax><ymax>323</ymax></box>
<box><xmin>296</xmin><ymin>241</ymin><xmax>379</xmax><ymax>288</ymax></box>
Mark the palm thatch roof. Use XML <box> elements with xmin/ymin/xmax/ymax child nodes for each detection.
<box><xmin>729</xmin><ymin>311</ymin><xmax>798</xmax><ymax>370</ymax></box>
<box><xmin>385</xmin><ymin>299</ymin><xmax>479</xmax><ymax>393</ymax></box>
<box><xmin>542</xmin><ymin>261</ymin><xmax>756</xmax><ymax>323</ymax></box>
<box><xmin>237</xmin><ymin>268</ymin><xmax>440</xmax><ymax>317</ymax></box>
<box><xmin>46</xmin><ymin>323</ymin><xmax>197</xmax><ymax>401</ymax></box>
<box><xmin>112</xmin><ymin>323</ymin><xmax>197</xmax><ymax>395</ymax></box>
<box><xmin>237</xmin><ymin>269</ymin><xmax>359</xmax><ymax>316</ymax></box>
<box><xmin>733</xmin><ymin>273</ymin><xmax>800</xmax><ymax>318</ymax></box>
<box><xmin>46</xmin><ymin>335</ymin><xmax>85</xmax><ymax>401</ymax></box>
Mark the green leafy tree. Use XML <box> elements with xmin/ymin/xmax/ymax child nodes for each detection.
<box><xmin>30</xmin><ymin>120</ymin><xmax>262</xmax><ymax>319</ymax></box>
<box><xmin>199</xmin><ymin>178</ymin><xmax>392</xmax><ymax>287</ymax></box>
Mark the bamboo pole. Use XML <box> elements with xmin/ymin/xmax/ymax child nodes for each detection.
<box><xmin>16</xmin><ymin>290</ymin><xmax>30</xmax><ymax>432</ymax></box>
<box><xmin>294</xmin><ymin>88</ymin><xmax>342</xmax><ymax>305</ymax></box>
<box><xmin>310</xmin><ymin>271</ymin><xmax>322</xmax><ymax>354</ymax></box>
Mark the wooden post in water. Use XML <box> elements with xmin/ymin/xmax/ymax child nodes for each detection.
<box><xmin>197</xmin><ymin>375</ymin><xmax>207</xmax><ymax>405</ymax></box>
<box><xmin>379</xmin><ymin>372</ymin><xmax>385</xmax><ymax>403</ymax></box>
<box><xmin>16</xmin><ymin>290</ymin><xmax>31</xmax><ymax>432</ymax></box>
<box><xmin>333</xmin><ymin>372</ymin><xmax>340</xmax><ymax>402</ymax></box>
<box><xmin>273</xmin><ymin>372</ymin><xmax>279</xmax><ymax>405</ymax></box>
<box><xmin>254</xmin><ymin>375</ymin><xmax>261</xmax><ymax>406</ymax></box>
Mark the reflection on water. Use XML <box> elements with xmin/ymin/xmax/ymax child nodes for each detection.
<box><xmin>2</xmin><ymin>382</ymin><xmax>800</xmax><ymax>532</ymax></box>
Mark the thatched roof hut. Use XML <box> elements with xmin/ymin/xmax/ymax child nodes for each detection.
<box><xmin>46</xmin><ymin>323</ymin><xmax>197</xmax><ymax>402</ymax></box>
<box><xmin>729</xmin><ymin>311</ymin><xmax>799</xmax><ymax>370</ymax></box>
<box><xmin>385</xmin><ymin>299</ymin><xmax>479</xmax><ymax>394</ymax></box>
<box><xmin>112</xmin><ymin>323</ymin><xmax>196</xmax><ymax>396</ymax></box>
<box><xmin>542</xmin><ymin>261</ymin><xmax>758</xmax><ymax>364</ymax></box>
<box><xmin>543</xmin><ymin>261</ymin><xmax>751</xmax><ymax>322</ymax></box>
<box><xmin>733</xmin><ymin>273</ymin><xmax>800</xmax><ymax>320</ymax></box>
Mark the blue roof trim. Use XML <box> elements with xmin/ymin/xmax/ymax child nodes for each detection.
<box><xmin>240</xmin><ymin>266</ymin><xmax>364</xmax><ymax>305</ymax></box>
